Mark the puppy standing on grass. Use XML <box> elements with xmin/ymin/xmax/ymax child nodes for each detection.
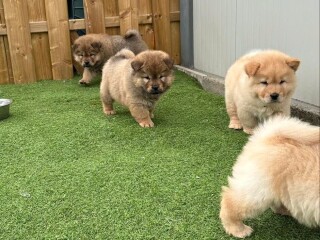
<box><xmin>220</xmin><ymin>116</ymin><xmax>320</xmax><ymax>238</ymax></box>
<box><xmin>225</xmin><ymin>50</ymin><xmax>300</xmax><ymax>134</ymax></box>
<box><xmin>100</xmin><ymin>49</ymin><xmax>174</xmax><ymax>127</ymax></box>
<box><xmin>72</xmin><ymin>29</ymin><xmax>148</xmax><ymax>85</ymax></box>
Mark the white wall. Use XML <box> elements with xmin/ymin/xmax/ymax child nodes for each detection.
<box><xmin>193</xmin><ymin>0</ymin><xmax>319</xmax><ymax>106</ymax></box>
<box><xmin>193</xmin><ymin>0</ymin><xmax>236</xmax><ymax>78</ymax></box>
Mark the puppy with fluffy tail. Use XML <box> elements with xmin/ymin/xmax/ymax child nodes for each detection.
<box><xmin>220</xmin><ymin>116</ymin><xmax>320</xmax><ymax>238</ymax></box>
<box><xmin>73</xmin><ymin>29</ymin><xmax>148</xmax><ymax>85</ymax></box>
<box><xmin>100</xmin><ymin>49</ymin><xmax>174</xmax><ymax>127</ymax></box>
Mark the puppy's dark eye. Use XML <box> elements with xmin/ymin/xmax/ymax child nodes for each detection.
<box><xmin>280</xmin><ymin>80</ymin><xmax>286</xmax><ymax>84</ymax></box>
<box><xmin>144</xmin><ymin>76</ymin><xmax>150</xmax><ymax>80</ymax></box>
<box><xmin>260</xmin><ymin>81</ymin><xmax>268</xmax><ymax>85</ymax></box>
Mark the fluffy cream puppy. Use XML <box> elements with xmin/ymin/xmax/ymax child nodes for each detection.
<box><xmin>220</xmin><ymin>116</ymin><xmax>320</xmax><ymax>238</ymax></box>
<box><xmin>225</xmin><ymin>50</ymin><xmax>300</xmax><ymax>134</ymax></box>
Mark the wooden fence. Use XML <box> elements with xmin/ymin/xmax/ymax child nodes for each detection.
<box><xmin>0</xmin><ymin>0</ymin><xmax>180</xmax><ymax>84</ymax></box>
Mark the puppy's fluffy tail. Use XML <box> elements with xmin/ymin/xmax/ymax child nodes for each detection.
<box><xmin>123</xmin><ymin>29</ymin><xmax>141</xmax><ymax>39</ymax></box>
<box><xmin>124</xmin><ymin>29</ymin><xmax>142</xmax><ymax>40</ymax></box>
<box><xmin>109</xmin><ymin>48</ymin><xmax>135</xmax><ymax>63</ymax></box>
<box><xmin>252</xmin><ymin>116</ymin><xmax>320</xmax><ymax>145</ymax></box>
<box><xmin>116</xmin><ymin>48</ymin><xmax>135</xmax><ymax>58</ymax></box>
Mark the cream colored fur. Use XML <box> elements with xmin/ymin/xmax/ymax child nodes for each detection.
<box><xmin>220</xmin><ymin>116</ymin><xmax>320</xmax><ymax>238</ymax></box>
<box><xmin>225</xmin><ymin>50</ymin><xmax>300</xmax><ymax>134</ymax></box>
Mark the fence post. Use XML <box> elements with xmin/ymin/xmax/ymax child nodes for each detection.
<box><xmin>28</xmin><ymin>0</ymin><xmax>53</xmax><ymax>80</ymax></box>
<box><xmin>0</xmin><ymin>0</ymin><xmax>13</xmax><ymax>84</ymax></box>
<box><xmin>3</xmin><ymin>0</ymin><xmax>36</xmax><ymax>84</ymax></box>
<box><xmin>45</xmin><ymin>0</ymin><xmax>73</xmax><ymax>80</ymax></box>
<box><xmin>84</xmin><ymin>0</ymin><xmax>106</xmax><ymax>33</ymax></box>
<box><xmin>151</xmin><ymin>0</ymin><xmax>172</xmax><ymax>55</ymax></box>
<box><xmin>137</xmin><ymin>0</ymin><xmax>154</xmax><ymax>49</ymax></box>
<box><xmin>118</xmin><ymin>0</ymin><xmax>139</xmax><ymax>35</ymax></box>
<box><xmin>170</xmin><ymin>0</ymin><xmax>181</xmax><ymax>64</ymax></box>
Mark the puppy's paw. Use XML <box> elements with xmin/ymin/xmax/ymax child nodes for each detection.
<box><xmin>139</xmin><ymin>120</ymin><xmax>154</xmax><ymax>128</ymax></box>
<box><xmin>226</xmin><ymin>224</ymin><xmax>253</xmax><ymax>238</ymax></box>
<box><xmin>243</xmin><ymin>128</ymin><xmax>254</xmax><ymax>135</ymax></box>
<box><xmin>79</xmin><ymin>79</ymin><xmax>91</xmax><ymax>85</ymax></box>
<box><xmin>229</xmin><ymin>120</ymin><xmax>243</xmax><ymax>130</ymax></box>
<box><xmin>104</xmin><ymin>110</ymin><xmax>116</xmax><ymax>115</ymax></box>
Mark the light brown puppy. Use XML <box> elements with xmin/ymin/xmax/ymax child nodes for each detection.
<box><xmin>72</xmin><ymin>29</ymin><xmax>148</xmax><ymax>85</ymax></box>
<box><xmin>220</xmin><ymin>116</ymin><xmax>320</xmax><ymax>238</ymax></box>
<box><xmin>100</xmin><ymin>49</ymin><xmax>174</xmax><ymax>127</ymax></box>
<box><xmin>225</xmin><ymin>50</ymin><xmax>300</xmax><ymax>134</ymax></box>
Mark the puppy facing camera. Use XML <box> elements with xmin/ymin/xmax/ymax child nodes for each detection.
<box><xmin>225</xmin><ymin>49</ymin><xmax>300</xmax><ymax>134</ymax></box>
<box><xmin>72</xmin><ymin>29</ymin><xmax>148</xmax><ymax>85</ymax></box>
<box><xmin>100</xmin><ymin>49</ymin><xmax>174</xmax><ymax>127</ymax></box>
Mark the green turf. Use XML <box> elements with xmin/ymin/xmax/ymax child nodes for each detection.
<box><xmin>0</xmin><ymin>71</ymin><xmax>319</xmax><ymax>239</ymax></box>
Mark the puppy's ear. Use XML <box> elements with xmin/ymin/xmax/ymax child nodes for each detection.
<box><xmin>163</xmin><ymin>57</ymin><xmax>174</xmax><ymax>69</ymax></box>
<box><xmin>131</xmin><ymin>60</ymin><xmax>144</xmax><ymax>71</ymax></box>
<box><xmin>91</xmin><ymin>41</ymin><xmax>102</xmax><ymax>50</ymax></box>
<box><xmin>245</xmin><ymin>61</ymin><xmax>260</xmax><ymax>77</ymax></box>
<box><xmin>286</xmin><ymin>58</ymin><xmax>300</xmax><ymax>72</ymax></box>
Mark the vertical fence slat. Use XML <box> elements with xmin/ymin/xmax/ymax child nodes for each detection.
<box><xmin>170</xmin><ymin>0</ymin><xmax>180</xmax><ymax>64</ymax></box>
<box><xmin>0</xmin><ymin>0</ymin><xmax>180</xmax><ymax>85</ymax></box>
<box><xmin>151</xmin><ymin>0</ymin><xmax>172</xmax><ymax>55</ymax></box>
<box><xmin>0</xmin><ymin>0</ymin><xmax>11</xmax><ymax>84</ymax></box>
<box><xmin>1</xmin><ymin>36</ymin><xmax>13</xmax><ymax>84</ymax></box>
<box><xmin>138</xmin><ymin>0</ymin><xmax>154</xmax><ymax>49</ymax></box>
<box><xmin>103</xmin><ymin>0</ymin><xmax>120</xmax><ymax>35</ymax></box>
<box><xmin>118</xmin><ymin>0</ymin><xmax>139</xmax><ymax>35</ymax></box>
<box><xmin>28</xmin><ymin>0</ymin><xmax>52</xmax><ymax>80</ymax></box>
<box><xmin>0</xmin><ymin>38</ymin><xmax>9</xmax><ymax>84</ymax></box>
<box><xmin>45</xmin><ymin>0</ymin><xmax>73</xmax><ymax>80</ymax></box>
<box><xmin>3</xmin><ymin>0</ymin><xmax>36</xmax><ymax>84</ymax></box>
<box><xmin>84</xmin><ymin>0</ymin><xmax>106</xmax><ymax>33</ymax></box>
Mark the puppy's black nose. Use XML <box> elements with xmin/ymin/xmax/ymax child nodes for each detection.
<box><xmin>152</xmin><ymin>85</ymin><xmax>159</xmax><ymax>91</ymax></box>
<box><xmin>83</xmin><ymin>61</ymin><xmax>90</xmax><ymax>67</ymax></box>
<box><xmin>270</xmin><ymin>93</ymin><xmax>279</xmax><ymax>100</ymax></box>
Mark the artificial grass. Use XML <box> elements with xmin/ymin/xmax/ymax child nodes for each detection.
<box><xmin>0</xmin><ymin>70</ymin><xmax>319</xmax><ymax>240</ymax></box>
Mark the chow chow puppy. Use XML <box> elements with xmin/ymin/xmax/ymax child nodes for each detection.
<box><xmin>100</xmin><ymin>49</ymin><xmax>174</xmax><ymax>127</ymax></box>
<box><xmin>220</xmin><ymin>116</ymin><xmax>320</xmax><ymax>238</ymax></box>
<box><xmin>72</xmin><ymin>29</ymin><xmax>148</xmax><ymax>85</ymax></box>
<box><xmin>225</xmin><ymin>49</ymin><xmax>300</xmax><ymax>134</ymax></box>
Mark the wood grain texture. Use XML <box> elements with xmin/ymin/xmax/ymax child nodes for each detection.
<box><xmin>151</xmin><ymin>0</ymin><xmax>172</xmax><ymax>55</ymax></box>
<box><xmin>45</xmin><ymin>0</ymin><xmax>73</xmax><ymax>80</ymax></box>
<box><xmin>170</xmin><ymin>0</ymin><xmax>180</xmax><ymax>64</ymax></box>
<box><xmin>0</xmin><ymin>36</ymin><xmax>9</xmax><ymax>84</ymax></box>
<box><xmin>0</xmin><ymin>0</ymin><xmax>180</xmax><ymax>84</ymax></box>
<box><xmin>103</xmin><ymin>0</ymin><xmax>120</xmax><ymax>35</ymax></box>
<box><xmin>118</xmin><ymin>0</ymin><xmax>139</xmax><ymax>35</ymax></box>
<box><xmin>28</xmin><ymin>0</ymin><xmax>52</xmax><ymax>80</ymax></box>
<box><xmin>0</xmin><ymin>0</ymin><xmax>12</xmax><ymax>84</ymax></box>
<box><xmin>138</xmin><ymin>0</ymin><xmax>154</xmax><ymax>49</ymax></box>
<box><xmin>84</xmin><ymin>0</ymin><xmax>106</xmax><ymax>33</ymax></box>
<box><xmin>3</xmin><ymin>0</ymin><xmax>36</xmax><ymax>84</ymax></box>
